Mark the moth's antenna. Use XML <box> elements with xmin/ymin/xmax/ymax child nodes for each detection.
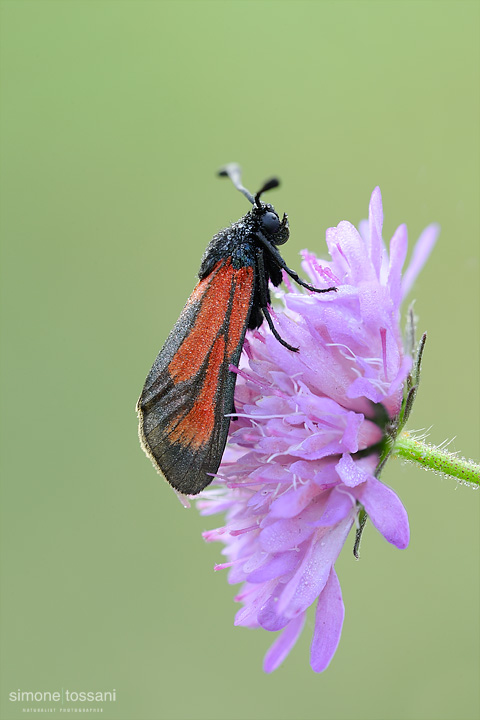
<box><xmin>218</xmin><ymin>163</ymin><xmax>255</xmax><ymax>205</ymax></box>
<box><xmin>218</xmin><ymin>164</ymin><xmax>281</xmax><ymax>208</ymax></box>
<box><xmin>254</xmin><ymin>177</ymin><xmax>280</xmax><ymax>207</ymax></box>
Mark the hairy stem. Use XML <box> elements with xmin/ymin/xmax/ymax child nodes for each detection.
<box><xmin>393</xmin><ymin>432</ymin><xmax>480</xmax><ymax>487</ymax></box>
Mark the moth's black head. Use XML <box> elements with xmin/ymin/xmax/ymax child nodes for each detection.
<box><xmin>218</xmin><ymin>163</ymin><xmax>290</xmax><ymax>245</ymax></box>
<box><xmin>253</xmin><ymin>202</ymin><xmax>290</xmax><ymax>246</ymax></box>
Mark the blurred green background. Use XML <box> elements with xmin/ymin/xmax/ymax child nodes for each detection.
<box><xmin>1</xmin><ymin>1</ymin><xmax>478</xmax><ymax>719</ymax></box>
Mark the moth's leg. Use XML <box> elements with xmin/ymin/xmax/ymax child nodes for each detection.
<box><xmin>256</xmin><ymin>248</ymin><xmax>299</xmax><ymax>352</ymax></box>
<box><xmin>256</xmin><ymin>232</ymin><xmax>337</xmax><ymax>294</ymax></box>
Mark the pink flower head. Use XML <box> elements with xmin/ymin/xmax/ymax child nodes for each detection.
<box><xmin>197</xmin><ymin>187</ymin><xmax>439</xmax><ymax>672</ymax></box>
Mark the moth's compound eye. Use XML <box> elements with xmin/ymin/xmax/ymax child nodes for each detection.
<box><xmin>261</xmin><ymin>211</ymin><xmax>281</xmax><ymax>234</ymax></box>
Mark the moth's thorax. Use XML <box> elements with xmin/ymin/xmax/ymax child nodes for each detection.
<box><xmin>198</xmin><ymin>203</ymin><xmax>288</xmax><ymax>279</ymax></box>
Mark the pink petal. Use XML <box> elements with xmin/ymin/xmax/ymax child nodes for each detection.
<box><xmin>247</xmin><ymin>551</ymin><xmax>301</xmax><ymax>584</ymax></box>
<box><xmin>401</xmin><ymin>223</ymin><xmax>440</xmax><ymax>299</ymax></box>
<box><xmin>263</xmin><ymin>612</ymin><xmax>306</xmax><ymax>673</ymax></box>
<box><xmin>234</xmin><ymin>582</ymin><xmax>274</xmax><ymax>627</ymax></box>
<box><xmin>335</xmin><ymin>221</ymin><xmax>376</xmax><ymax>283</ymax></box>
<box><xmin>308</xmin><ymin>486</ymin><xmax>356</xmax><ymax>527</ymax></box>
<box><xmin>341</xmin><ymin>411</ymin><xmax>364</xmax><ymax>452</ymax></box>
<box><xmin>269</xmin><ymin>482</ymin><xmax>323</xmax><ymax>519</ymax></box>
<box><xmin>357</xmin><ymin>283</ymin><xmax>392</xmax><ymax>329</ymax></box>
<box><xmin>310</xmin><ymin>568</ymin><xmax>344</xmax><ymax>672</ymax></box>
<box><xmin>259</xmin><ymin>515</ymin><xmax>315</xmax><ymax>553</ymax></box>
<box><xmin>293</xmin><ymin>437</ymin><xmax>347</xmax><ymax>461</ymax></box>
<box><xmin>258</xmin><ymin>582</ymin><xmax>291</xmax><ymax>631</ymax></box>
<box><xmin>336</xmin><ymin>452</ymin><xmax>371</xmax><ymax>488</ymax></box>
<box><xmin>278</xmin><ymin>519</ymin><xmax>353</xmax><ymax>618</ymax></box>
<box><xmin>368</xmin><ymin>186</ymin><xmax>384</xmax><ymax>277</ymax></box>
<box><xmin>354</xmin><ymin>476</ymin><xmax>410</xmax><ymax>549</ymax></box>
<box><xmin>387</xmin><ymin>223</ymin><xmax>408</xmax><ymax>308</ymax></box>
<box><xmin>347</xmin><ymin>376</ymin><xmax>386</xmax><ymax>403</ymax></box>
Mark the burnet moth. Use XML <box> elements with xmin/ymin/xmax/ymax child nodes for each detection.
<box><xmin>137</xmin><ymin>164</ymin><xmax>337</xmax><ymax>495</ymax></box>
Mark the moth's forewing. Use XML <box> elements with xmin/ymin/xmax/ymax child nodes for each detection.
<box><xmin>137</xmin><ymin>258</ymin><xmax>255</xmax><ymax>495</ymax></box>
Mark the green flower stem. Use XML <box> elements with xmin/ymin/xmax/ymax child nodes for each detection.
<box><xmin>393</xmin><ymin>432</ymin><xmax>480</xmax><ymax>487</ymax></box>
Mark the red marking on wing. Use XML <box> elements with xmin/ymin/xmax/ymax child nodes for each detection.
<box><xmin>168</xmin><ymin>334</ymin><xmax>225</xmax><ymax>449</ymax></box>
<box><xmin>226</xmin><ymin>266</ymin><xmax>254</xmax><ymax>354</ymax></box>
<box><xmin>165</xmin><ymin>259</ymin><xmax>254</xmax><ymax>450</ymax></box>
<box><xmin>168</xmin><ymin>260</ymin><xmax>254</xmax><ymax>383</ymax></box>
